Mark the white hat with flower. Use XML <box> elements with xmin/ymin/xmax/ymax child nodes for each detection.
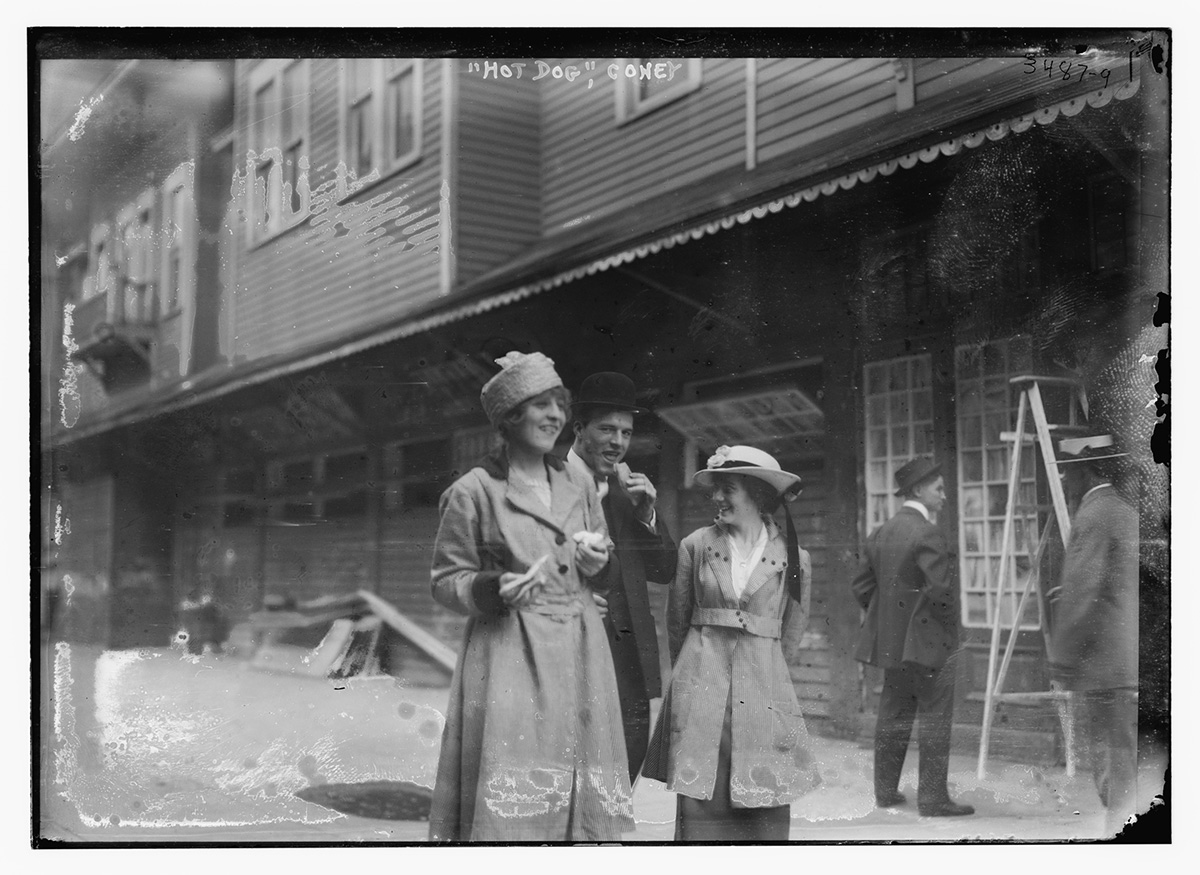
<box><xmin>693</xmin><ymin>445</ymin><xmax>803</xmax><ymax>498</ymax></box>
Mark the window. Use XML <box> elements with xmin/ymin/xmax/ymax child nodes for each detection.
<box><xmin>160</xmin><ymin>164</ymin><xmax>196</xmax><ymax>315</ymax></box>
<box><xmin>615</xmin><ymin>58</ymin><xmax>702</xmax><ymax>124</ymax></box>
<box><xmin>266</xmin><ymin>448</ymin><xmax>372</xmax><ymax>522</ymax></box>
<box><xmin>863</xmin><ymin>355</ymin><xmax>935</xmax><ymax>532</ymax></box>
<box><xmin>954</xmin><ymin>336</ymin><xmax>1040</xmax><ymax>630</ymax></box>
<box><xmin>247</xmin><ymin>59</ymin><xmax>311</xmax><ymax>243</ymax></box>
<box><xmin>658</xmin><ymin>360</ymin><xmax>825</xmax><ymax>482</ymax></box>
<box><xmin>383</xmin><ymin>437</ymin><xmax>452</xmax><ymax>512</ymax></box>
<box><xmin>338</xmin><ymin>58</ymin><xmax>423</xmax><ymax>195</ymax></box>
<box><xmin>82</xmin><ymin>223</ymin><xmax>114</xmax><ymax>303</ymax></box>
<box><xmin>116</xmin><ymin>192</ymin><xmax>157</xmax><ymax>324</ymax></box>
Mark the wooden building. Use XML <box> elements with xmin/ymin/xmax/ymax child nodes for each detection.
<box><xmin>42</xmin><ymin>43</ymin><xmax>1168</xmax><ymax>758</ymax></box>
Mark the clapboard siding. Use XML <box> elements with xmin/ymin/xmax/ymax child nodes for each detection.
<box><xmin>756</xmin><ymin>57</ymin><xmax>897</xmax><ymax>165</ymax></box>
<box><xmin>379</xmin><ymin>507</ymin><xmax>468</xmax><ymax>649</ymax></box>
<box><xmin>914</xmin><ymin>57</ymin><xmax>999</xmax><ymax>102</ymax></box>
<box><xmin>261</xmin><ymin>520</ymin><xmax>374</xmax><ymax>606</ymax></box>
<box><xmin>234</xmin><ymin>59</ymin><xmax>445</xmax><ymax>361</ymax></box>
<box><xmin>540</xmin><ymin>58</ymin><xmax>746</xmax><ymax>234</ymax></box>
<box><xmin>456</xmin><ymin>63</ymin><xmax>541</xmax><ymax>284</ymax></box>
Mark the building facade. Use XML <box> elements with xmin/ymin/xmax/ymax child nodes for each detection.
<box><xmin>41</xmin><ymin>42</ymin><xmax>1169</xmax><ymax>758</ymax></box>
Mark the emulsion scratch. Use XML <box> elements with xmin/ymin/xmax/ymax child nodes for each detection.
<box><xmin>68</xmin><ymin>94</ymin><xmax>103</xmax><ymax>141</ymax></box>
<box><xmin>59</xmin><ymin>303</ymin><xmax>81</xmax><ymax>428</ymax></box>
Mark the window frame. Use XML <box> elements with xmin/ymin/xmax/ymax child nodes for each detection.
<box><xmin>160</xmin><ymin>163</ymin><xmax>197</xmax><ymax>319</ymax></box>
<box><xmin>862</xmin><ymin>353</ymin><xmax>936</xmax><ymax>533</ymax></box>
<box><xmin>953</xmin><ymin>335</ymin><xmax>1043</xmax><ymax>632</ymax></box>
<box><xmin>337</xmin><ymin>58</ymin><xmax>424</xmax><ymax>199</ymax></box>
<box><xmin>246</xmin><ymin>59</ymin><xmax>312</xmax><ymax>246</ymax></box>
<box><xmin>614</xmin><ymin>58</ymin><xmax>702</xmax><ymax>125</ymax></box>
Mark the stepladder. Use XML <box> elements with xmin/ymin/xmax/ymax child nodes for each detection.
<box><xmin>975</xmin><ymin>375</ymin><xmax>1081</xmax><ymax>780</ymax></box>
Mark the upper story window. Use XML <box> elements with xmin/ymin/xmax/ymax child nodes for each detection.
<box><xmin>114</xmin><ymin>190</ymin><xmax>157</xmax><ymax>325</ymax></box>
<box><xmin>615</xmin><ymin>58</ymin><xmax>702</xmax><ymax>124</ymax></box>
<box><xmin>247</xmin><ymin>59</ymin><xmax>311</xmax><ymax>244</ymax></box>
<box><xmin>338</xmin><ymin>58</ymin><xmax>423</xmax><ymax>196</ymax></box>
<box><xmin>160</xmin><ymin>164</ymin><xmax>196</xmax><ymax>316</ymax></box>
<box><xmin>82</xmin><ymin>223</ymin><xmax>114</xmax><ymax>303</ymax></box>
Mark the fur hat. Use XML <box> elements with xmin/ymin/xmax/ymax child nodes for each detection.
<box><xmin>480</xmin><ymin>351</ymin><xmax>563</xmax><ymax>426</ymax></box>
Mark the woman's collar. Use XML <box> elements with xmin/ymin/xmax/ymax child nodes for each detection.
<box><xmin>480</xmin><ymin>444</ymin><xmax>565</xmax><ymax>480</ymax></box>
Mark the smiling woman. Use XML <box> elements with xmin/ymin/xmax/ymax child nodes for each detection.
<box><xmin>426</xmin><ymin>351</ymin><xmax>636</xmax><ymax>842</ymax></box>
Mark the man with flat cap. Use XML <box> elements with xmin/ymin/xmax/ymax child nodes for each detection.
<box><xmin>566</xmin><ymin>372</ymin><xmax>677</xmax><ymax>783</ymax></box>
<box><xmin>852</xmin><ymin>457</ymin><xmax>974</xmax><ymax>817</ymax></box>
<box><xmin>1049</xmin><ymin>434</ymin><xmax>1139</xmax><ymax>835</ymax></box>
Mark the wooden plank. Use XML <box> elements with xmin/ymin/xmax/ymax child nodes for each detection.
<box><xmin>358</xmin><ymin>588</ymin><xmax>458</xmax><ymax>672</ymax></box>
<box><xmin>306</xmin><ymin>617</ymin><xmax>358</xmax><ymax>676</ymax></box>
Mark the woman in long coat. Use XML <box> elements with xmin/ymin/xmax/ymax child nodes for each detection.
<box><xmin>428</xmin><ymin>351</ymin><xmax>636</xmax><ymax>842</ymax></box>
<box><xmin>644</xmin><ymin>445</ymin><xmax>821</xmax><ymax>841</ymax></box>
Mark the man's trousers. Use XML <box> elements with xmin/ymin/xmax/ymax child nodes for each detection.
<box><xmin>873</xmin><ymin>662</ymin><xmax>956</xmax><ymax>807</ymax></box>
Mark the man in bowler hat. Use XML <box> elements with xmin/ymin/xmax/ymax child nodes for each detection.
<box><xmin>566</xmin><ymin>372</ymin><xmax>677</xmax><ymax>783</ymax></box>
<box><xmin>852</xmin><ymin>457</ymin><xmax>974</xmax><ymax>817</ymax></box>
<box><xmin>1048</xmin><ymin>434</ymin><xmax>1139</xmax><ymax>835</ymax></box>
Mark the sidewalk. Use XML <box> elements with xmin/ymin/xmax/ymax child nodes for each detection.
<box><xmin>37</xmin><ymin>644</ymin><xmax>1165</xmax><ymax>843</ymax></box>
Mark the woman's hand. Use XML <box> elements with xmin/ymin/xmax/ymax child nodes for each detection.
<box><xmin>498</xmin><ymin>554</ymin><xmax>550</xmax><ymax>608</ymax></box>
<box><xmin>574</xmin><ymin>537</ymin><xmax>610</xmax><ymax>578</ymax></box>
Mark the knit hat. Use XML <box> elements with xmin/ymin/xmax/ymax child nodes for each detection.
<box><xmin>480</xmin><ymin>351</ymin><xmax>564</xmax><ymax>426</ymax></box>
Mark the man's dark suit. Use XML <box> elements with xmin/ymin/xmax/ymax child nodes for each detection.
<box><xmin>598</xmin><ymin>477</ymin><xmax>677</xmax><ymax>782</ymax></box>
<box><xmin>852</xmin><ymin>505</ymin><xmax>961</xmax><ymax>807</ymax></box>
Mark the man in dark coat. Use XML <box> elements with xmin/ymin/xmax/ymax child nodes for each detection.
<box><xmin>567</xmin><ymin>372</ymin><xmax>677</xmax><ymax>783</ymax></box>
<box><xmin>852</xmin><ymin>457</ymin><xmax>974</xmax><ymax>817</ymax></box>
<box><xmin>1048</xmin><ymin>434</ymin><xmax>1139</xmax><ymax>836</ymax></box>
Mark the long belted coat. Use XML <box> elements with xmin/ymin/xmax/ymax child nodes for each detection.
<box><xmin>642</xmin><ymin>518</ymin><xmax>822</xmax><ymax>808</ymax></box>
<box><xmin>851</xmin><ymin>506</ymin><xmax>960</xmax><ymax>671</ymax></box>
<box><xmin>427</xmin><ymin>450</ymin><xmax>635</xmax><ymax>842</ymax></box>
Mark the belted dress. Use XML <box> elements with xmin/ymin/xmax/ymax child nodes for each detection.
<box><xmin>643</xmin><ymin>517</ymin><xmax>821</xmax><ymax>834</ymax></box>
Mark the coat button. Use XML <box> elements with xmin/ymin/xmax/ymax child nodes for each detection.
<box><xmin>555</xmin><ymin>534</ymin><xmax>566</xmax><ymax>545</ymax></box>
<box><xmin>558</xmin><ymin>564</ymin><xmax>569</xmax><ymax>574</ymax></box>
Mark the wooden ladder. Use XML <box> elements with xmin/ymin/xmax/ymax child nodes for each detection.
<box><xmin>975</xmin><ymin>375</ymin><xmax>1079</xmax><ymax>779</ymax></box>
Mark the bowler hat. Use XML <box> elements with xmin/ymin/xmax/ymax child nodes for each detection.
<box><xmin>575</xmin><ymin>372</ymin><xmax>646</xmax><ymax>413</ymax></box>
<box><xmin>894</xmin><ymin>457</ymin><xmax>942</xmax><ymax>496</ymax></box>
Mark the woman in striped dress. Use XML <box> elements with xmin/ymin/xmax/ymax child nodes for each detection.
<box><xmin>644</xmin><ymin>445</ymin><xmax>821</xmax><ymax>841</ymax></box>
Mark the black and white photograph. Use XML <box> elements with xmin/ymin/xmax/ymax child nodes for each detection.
<box><xmin>32</xmin><ymin>24</ymin><xmax>1172</xmax><ymax>850</ymax></box>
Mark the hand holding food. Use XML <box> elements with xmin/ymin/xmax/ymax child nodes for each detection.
<box><xmin>498</xmin><ymin>554</ymin><xmax>551</xmax><ymax>606</ymax></box>
<box><xmin>573</xmin><ymin>530</ymin><xmax>610</xmax><ymax>578</ymax></box>
<box><xmin>573</xmin><ymin>530</ymin><xmax>607</xmax><ymax>549</ymax></box>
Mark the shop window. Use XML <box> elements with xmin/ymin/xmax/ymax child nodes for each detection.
<box><xmin>338</xmin><ymin>58</ymin><xmax>423</xmax><ymax>196</ymax></box>
<box><xmin>862</xmin><ymin>354</ymin><xmax>935</xmax><ymax>532</ymax></box>
<box><xmin>658</xmin><ymin>361</ymin><xmax>825</xmax><ymax>482</ymax></box>
<box><xmin>452</xmin><ymin>425</ymin><xmax>498</xmax><ymax>476</ymax></box>
<box><xmin>323</xmin><ymin>490</ymin><xmax>369</xmax><ymax>519</ymax></box>
<box><xmin>954</xmin><ymin>336</ymin><xmax>1040</xmax><ymax>630</ymax></box>
<box><xmin>615</xmin><ymin>58</ymin><xmax>702</xmax><ymax>124</ymax></box>
<box><xmin>247</xmin><ymin>59</ymin><xmax>311</xmax><ymax>243</ymax></box>
<box><xmin>383</xmin><ymin>437</ymin><xmax>452</xmax><ymax>512</ymax></box>
<box><xmin>222</xmin><ymin>500</ymin><xmax>259</xmax><ymax>528</ymax></box>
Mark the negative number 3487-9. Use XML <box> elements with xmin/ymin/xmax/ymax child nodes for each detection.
<box><xmin>1024</xmin><ymin>56</ymin><xmax>1111</xmax><ymax>86</ymax></box>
